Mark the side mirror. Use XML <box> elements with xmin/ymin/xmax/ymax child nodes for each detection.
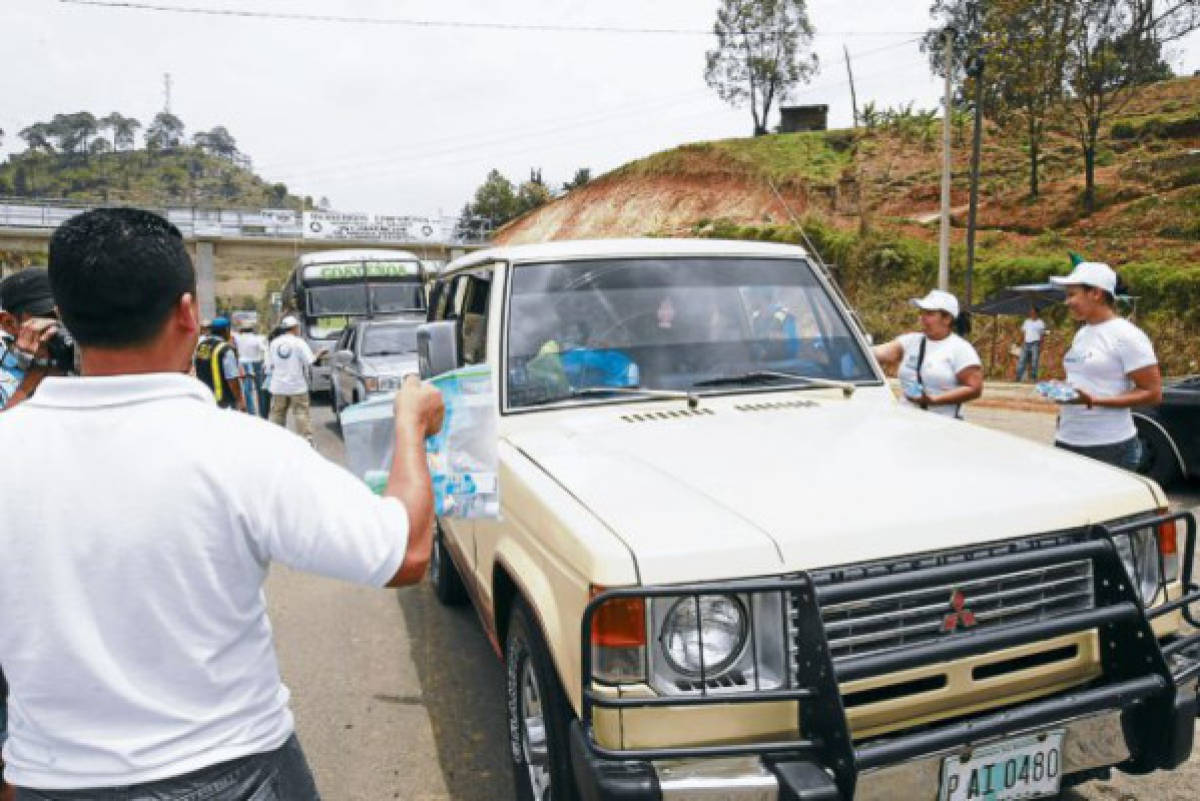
<box><xmin>417</xmin><ymin>321</ymin><xmax>459</xmax><ymax>379</ymax></box>
<box><xmin>331</xmin><ymin>349</ymin><xmax>353</xmax><ymax>367</ymax></box>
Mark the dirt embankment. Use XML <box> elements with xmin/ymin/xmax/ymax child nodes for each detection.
<box><xmin>496</xmin><ymin>173</ymin><xmax>819</xmax><ymax>244</ymax></box>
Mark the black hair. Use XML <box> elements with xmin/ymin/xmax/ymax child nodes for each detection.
<box><xmin>48</xmin><ymin>208</ymin><xmax>196</xmax><ymax>347</ymax></box>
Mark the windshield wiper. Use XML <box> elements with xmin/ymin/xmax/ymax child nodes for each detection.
<box><xmin>528</xmin><ymin>386</ymin><xmax>701</xmax><ymax>409</ymax></box>
<box><xmin>692</xmin><ymin>370</ymin><xmax>856</xmax><ymax>398</ymax></box>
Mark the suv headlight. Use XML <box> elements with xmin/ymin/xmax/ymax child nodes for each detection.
<box><xmin>661</xmin><ymin>595</ymin><xmax>747</xmax><ymax>676</ymax></box>
<box><xmin>650</xmin><ymin>591</ymin><xmax>788</xmax><ymax>695</ymax></box>
<box><xmin>1109</xmin><ymin>516</ymin><xmax>1178</xmax><ymax>606</ymax></box>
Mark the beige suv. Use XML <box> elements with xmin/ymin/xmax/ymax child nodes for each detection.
<box><xmin>417</xmin><ymin>239</ymin><xmax>1199</xmax><ymax>801</ymax></box>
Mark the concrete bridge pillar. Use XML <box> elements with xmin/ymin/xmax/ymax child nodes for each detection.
<box><xmin>195</xmin><ymin>240</ymin><xmax>216</xmax><ymax>320</ymax></box>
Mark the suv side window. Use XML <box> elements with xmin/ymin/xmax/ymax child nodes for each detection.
<box><xmin>432</xmin><ymin>268</ymin><xmax>494</xmax><ymax>365</ymax></box>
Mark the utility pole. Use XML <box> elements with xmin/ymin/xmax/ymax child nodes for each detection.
<box><xmin>163</xmin><ymin>73</ymin><xmax>173</xmax><ymax>113</ymax></box>
<box><xmin>965</xmin><ymin>50</ymin><xmax>986</xmax><ymax>320</ymax></box>
<box><xmin>844</xmin><ymin>44</ymin><xmax>859</xmax><ymax>127</ymax></box>
<box><xmin>938</xmin><ymin>27</ymin><xmax>955</xmax><ymax>292</ymax></box>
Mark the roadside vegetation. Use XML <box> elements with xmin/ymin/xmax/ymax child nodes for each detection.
<box><xmin>497</xmin><ymin>73</ymin><xmax>1200</xmax><ymax>377</ymax></box>
<box><xmin>0</xmin><ymin>110</ymin><xmax>306</xmax><ymax>209</ymax></box>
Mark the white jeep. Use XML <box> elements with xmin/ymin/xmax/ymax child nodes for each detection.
<box><xmin>417</xmin><ymin>238</ymin><xmax>1199</xmax><ymax>801</ymax></box>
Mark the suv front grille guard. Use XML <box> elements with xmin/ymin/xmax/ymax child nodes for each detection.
<box><xmin>578</xmin><ymin>511</ymin><xmax>1200</xmax><ymax>799</ymax></box>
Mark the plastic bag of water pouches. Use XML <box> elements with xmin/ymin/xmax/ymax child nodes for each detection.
<box><xmin>338</xmin><ymin>365</ymin><xmax>500</xmax><ymax>518</ymax></box>
<box><xmin>1035</xmin><ymin>380</ymin><xmax>1080</xmax><ymax>404</ymax></box>
<box><xmin>900</xmin><ymin>379</ymin><xmax>925</xmax><ymax>399</ymax></box>
<box><xmin>426</xmin><ymin>365</ymin><xmax>500</xmax><ymax>518</ymax></box>
<box><xmin>340</xmin><ymin>393</ymin><xmax>398</xmax><ymax>495</ymax></box>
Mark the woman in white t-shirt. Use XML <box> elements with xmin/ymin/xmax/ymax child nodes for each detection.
<box><xmin>1048</xmin><ymin>261</ymin><xmax>1162</xmax><ymax>470</ymax></box>
<box><xmin>872</xmin><ymin>289</ymin><xmax>983</xmax><ymax>419</ymax></box>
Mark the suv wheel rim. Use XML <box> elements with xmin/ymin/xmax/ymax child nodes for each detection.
<box><xmin>519</xmin><ymin>655</ymin><xmax>552</xmax><ymax>800</ymax></box>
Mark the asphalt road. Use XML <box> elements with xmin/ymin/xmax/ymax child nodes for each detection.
<box><xmin>266</xmin><ymin>404</ymin><xmax>510</xmax><ymax>801</ymax></box>
<box><xmin>264</xmin><ymin>401</ymin><xmax>1198</xmax><ymax>801</ymax></box>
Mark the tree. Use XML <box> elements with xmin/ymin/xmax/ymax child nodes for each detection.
<box><xmin>985</xmin><ymin>0</ymin><xmax>1077</xmax><ymax>198</ymax></box>
<box><xmin>19</xmin><ymin>123</ymin><xmax>56</xmax><ymax>154</ymax></box>
<box><xmin>705</xmin><ymin>0</ymin><xmax>819</xmax><ymax>136</ymax></box>
<box><xmin>515</xmin><ymin>179</ymin><xmax>552</xmax><ymax>216</ymax></box>
<box><xmin>145</xmin><ymin>112</ymin><xmax>185</xmax><ymax>152</ymax></box>
<box><xmin>464</xmin><ymin>169</ymin><xmax>519</xmax><ymax>228</ymax></box>
<box><xmin>562</xmin><ymin>167</ymin><xmax>592</xmax><ymax>192</ymax></box>
<box><xmin>112</xmin><ymin>115</ymin><xmax>141</xmax><ymax>151</ymax></box>
<box><xmin>921</xmin><ymin>0</ymin><xmax>986</xmax><ymax>86</ymax></box>
<box><xmin>1063</xmin><ymin>0</ymin><xmax>1200</xmax><ymax>212</ymax></box>
<box><xmin>99</xmin><ymin>112</ymin><xmax>140</xmax><ymax>152</ymax></box>
<box><xmin>268</xmin><ymin>182</ymin><xmax>289</xmax><ymax>206</ymax></box>
<box><xmin>46</xmin><ymin>112</ymin><xmax>97</xmax><ymax>156</ymax></box>
<box><xmin>194</xmin><ymin>125</ymin><xmax>238</xmax><ymax>160</ymax></box>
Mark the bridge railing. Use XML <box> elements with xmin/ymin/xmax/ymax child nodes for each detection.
<box><xmin>0</xmin><ymin>199</ymin><xmax>492</xmax><ymax>245</ymax></box>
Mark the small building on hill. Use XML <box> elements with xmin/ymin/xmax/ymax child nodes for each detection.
<box><xmin>779</xmin><ymin>104</ymin><xmax>829</xmax><ymax>133</ymax></box>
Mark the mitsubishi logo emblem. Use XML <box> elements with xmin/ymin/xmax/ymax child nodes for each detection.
<box><xmin>941</xmin><ymin>589</ymin><xmax>977</xmax><ymax>633</ymax></box>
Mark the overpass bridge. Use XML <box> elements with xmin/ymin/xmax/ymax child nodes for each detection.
<box><xmin>0</xmin><ymin>201</ymin><xmax>491</xmax><ymax>317</ymax></box>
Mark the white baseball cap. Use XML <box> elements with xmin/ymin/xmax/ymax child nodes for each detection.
<box><xmin>910</xmin><ymin>289</ymin><xmax>960</xmax><ymax>319</ymax></box>
<box><xmin>1050</xmin><ymin>261</ymin><xmax>1117</xmax><ymax>294</ymax></box>
<box><xmin>281</xmin><ymin>315</ymin><xmax>299</xmax><ymax>328</ymax></box>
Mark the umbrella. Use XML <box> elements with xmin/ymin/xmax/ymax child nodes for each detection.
<box><xmin>969</xmin><ymin>283</ymin><xmax>1065</xmax><ymax>317</ymax></box>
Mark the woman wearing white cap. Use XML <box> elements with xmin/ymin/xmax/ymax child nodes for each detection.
<box><xmin>872</xmin><ymin>289</ymin><xmax>983</xmax><ymax>419</ymax></box>
<box><xmin>1048</xmin><ymin>261</ymin><xmax>1161</xmax><ymax>470</ymax></box>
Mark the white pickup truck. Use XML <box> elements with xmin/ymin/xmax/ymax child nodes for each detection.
<box><xmin>416</xmin><ymin>238</ymin><xmax>1200</xmax><ymax>801</ymax></box>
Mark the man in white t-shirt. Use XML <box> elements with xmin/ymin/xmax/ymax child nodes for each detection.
<box><xmin>872</xmin><ymin>289</ymin><xmax>984</xmax><ymax>419</ymax></box>
<box><xmin>267</xmin><ymin>316</ymin><xmax>326</xmax><ymax>445</ymax></box>
<box><xmin>0</xmin><ymin>208</ymin><xmax>443</xmax><ymax>799</ymax></box>
<box><xmin>1015</xmin><ymin>307</ymin><xmax>1046</xmax><ymax>382</ymax></box>
<box><xmin>234</xmin><ymin>325</ymin><xmax>269</xmax><ymax>418</ymax></box>
<box><xmin>1049</xmin><ymin>261</ymin><xmax>1161</xmax><ymax>470</ymax></box>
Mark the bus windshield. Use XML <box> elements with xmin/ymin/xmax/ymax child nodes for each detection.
<box><xmin>307</xmin><ymin>284</ymin><xmax>368</xmax><ymax>315</ymax></box>
<box><xmin>371</xmin><ymin>283</ymin><xmax>425</xmax><ymax>313</ymax></box>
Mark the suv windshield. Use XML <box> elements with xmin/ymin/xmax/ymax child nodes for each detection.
<box><xmin>506</xmin><ymin>257</ymin><xmax>874</xmax><ymax>409</ymax></box>
<box><xmin>362</xmin><ymin>324</ymin><xmax>420</xmax><ymax>357</ymax></box>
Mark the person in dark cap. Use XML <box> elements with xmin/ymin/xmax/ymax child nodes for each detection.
<box><xmin>0</xmin><ymin>267</ymin><xmax>67</xmax><ymax>800</ymax></box>
<box><xmin>194</xmin><ymin>315</ymin><xmax>245</xmax><ymax>411</ymax></box>
<box><xmin>0</xmin><ymin>267</ymin><xmax>64</xmax><ymax>411</ymax></box>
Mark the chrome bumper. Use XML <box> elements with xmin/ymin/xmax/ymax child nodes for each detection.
<box><xmin>571</xmin><ymin>706</ymin><xmax>1169</xmax><ymax>800</ymax></box>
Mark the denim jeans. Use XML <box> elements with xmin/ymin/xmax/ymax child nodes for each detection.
<box><xmin>15</xmin><ymin>734</ymin><xmax>320</xmax><ymax>801</ymax></box>
<box><xmin>239</xmin><ymin>362</ymin><xmax>267</xmax><ymax>418</ymax></box>
<box><xmin>1055</xmin><ymin>436</ymin><xmax>1143</xmax><ymax>472</ymax></box>
<box><xmin>1016</xmin><ymin>341</ymin><xmax>1041</xmax><ymax>382</ymax></box>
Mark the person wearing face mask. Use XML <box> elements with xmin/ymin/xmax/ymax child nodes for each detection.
<box><xmin>872</xmin><ymin>289</ymin><xmax>984</xmax><ymax>419</ymax></box>
<box><xmin>1047</xmin><ymin>261</ymin><xmax>1161</xmax><ymax>470</ymax></box>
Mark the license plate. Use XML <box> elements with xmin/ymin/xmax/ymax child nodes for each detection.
<box><xmin>939</xmin><ymin>731</ymin><xmax>1065</xmax><ymax>801</ymax></box>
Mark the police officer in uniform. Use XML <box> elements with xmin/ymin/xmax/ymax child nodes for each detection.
<box><xmin>194</xmin><ymin>316</ymin><xmax>245</xmax><ymax>411</ymax></box>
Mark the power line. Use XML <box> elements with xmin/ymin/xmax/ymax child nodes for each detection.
<box><xmin>256</xmin><ymin>37</ymin><xmax>921</xmax><ymax>177</ymax></box>
<box><xmin>57</xmin><ymin>1</ymin><xmax>925</xmax><ymax>37</ymax></box>
<box><xmin>269</xmin><ymin>53</ymin><xmax>933</xmax><ymax>190</ymax></box>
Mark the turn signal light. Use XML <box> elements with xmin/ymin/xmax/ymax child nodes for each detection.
<box><xmin>591</xmin><ymin>592</ymin><xmax>646</xmax><ymax>647</ymax></box>
<box><xmin>1157</xmin><ymin>514</ymin><xmax>1180</xmax><ymax>583</ymax></box>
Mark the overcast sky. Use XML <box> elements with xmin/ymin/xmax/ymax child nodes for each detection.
<box><xmin>4</xmin><ymin>0</ymin><xmax>1199</xmax><ymax>216</ymax></box>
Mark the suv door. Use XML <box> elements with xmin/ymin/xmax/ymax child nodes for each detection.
<box><xmin>428</xmin><ymin>266</ymin><xmax>496</xmax><ymax>577</ymax></box>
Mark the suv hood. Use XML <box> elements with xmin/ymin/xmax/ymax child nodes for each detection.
<box><xmin>505</xmin><ymin>401</ymin><xmax>1162</xmax><ymax>585</ymax></box>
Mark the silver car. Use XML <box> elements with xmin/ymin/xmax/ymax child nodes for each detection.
<box><xmin>330</xmin><ymin>317</ymin><xmax>423</xmax><ymax>423</ymax></box>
